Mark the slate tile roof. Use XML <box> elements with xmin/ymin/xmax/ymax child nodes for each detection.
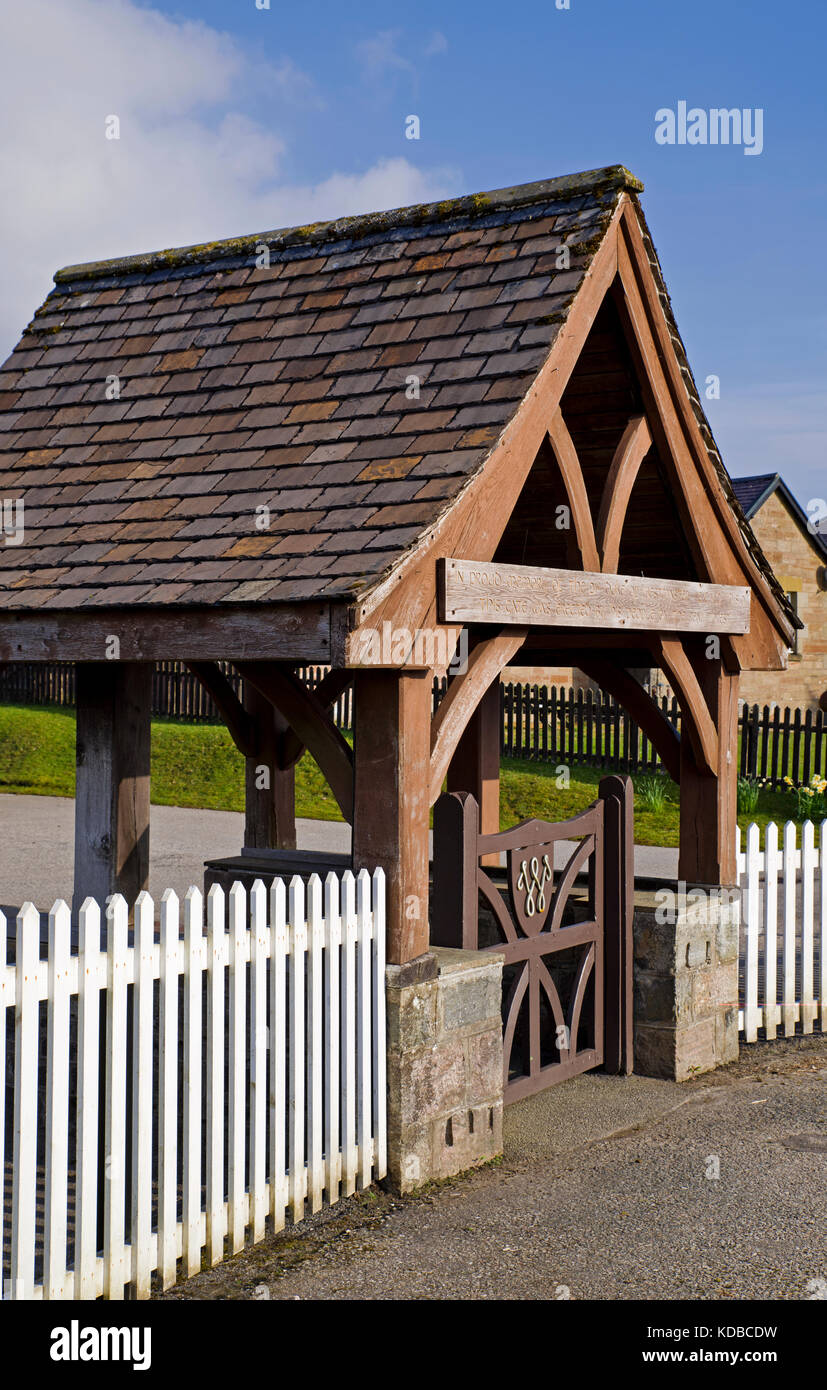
<box><xmin>730</xmin><ymin>474</ymin><xmax>778</xmax><ymax>518</ymax></box>
<box><xmin>0</xmin><ymin>167</ymin><xmax>633</xmax><ymax>610</ymax></box>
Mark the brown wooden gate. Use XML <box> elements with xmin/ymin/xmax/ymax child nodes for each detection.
<box><xmin>432</xmin><ymin>774</ymin><xmax>634</xmax><ymax>1101</ymax></box>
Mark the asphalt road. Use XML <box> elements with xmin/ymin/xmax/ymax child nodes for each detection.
<box><xmin>160</xmin><ymin>1035</ymin><xmax>827</xmax><ymax>1302</ymax></box>
<box><xmin>1</xmin><ymin>794</ymin><xmax>817</xmax><ymax>1009</ymax></box>
<box><xmin>0</xmin><ymin>792</ymin><xmax>678</xmax><ymax>919</ymax></box>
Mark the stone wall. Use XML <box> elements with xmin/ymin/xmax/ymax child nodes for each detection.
<box><xmin>385</xmin><ymin>947</ymin><xmax>504</xmax><ymax>1193</ymax></box>
<box><xmin>633</xmin><ymin>882</ymin><xmax>740</xmax><ymax>1081</ymax></box>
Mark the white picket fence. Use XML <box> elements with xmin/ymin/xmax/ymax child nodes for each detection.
<box><xmin>0</xmin><ymin>868</ymin><xmax>386</xmax><ymax>1300</ymax></box>
<box><xmin>737</xmin><ymin>820</ymin><xmax>826</xmax><ymax>1040</ymax></box>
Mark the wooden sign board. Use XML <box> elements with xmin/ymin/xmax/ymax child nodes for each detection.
<box><xmin>439</xmin><ymin>559</ymin><xmax>751</xmax><ymax>634</ymax></box>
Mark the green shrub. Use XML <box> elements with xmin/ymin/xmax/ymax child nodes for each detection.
<box><xmin>737</xmin><ymin>777</ymin><xmax>761</xmax><ymax>814</ymax></box>
<box><xmin>636</xmin><ymin>773</ymin><xmax>668</xmax><ymax>813</ymax></box>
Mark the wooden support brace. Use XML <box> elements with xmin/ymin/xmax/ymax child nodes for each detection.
<box><xmin>547</xmin><ymin>409</ymin><xmax>601</xmax><ymax>572</ymax></box>
<box><xmin>280</xmin><ymin>668</ymin><xmax>352</xmax><ymax>769</ymax></box>
<box><xmin>595</xmin><ymin>414</ymin><xmax>652</xmax><ymax>573</ymax></box>
<box><xmin>576</xmin><ymin>655</ymin><xmax>681</xmax><ymax>783</ymax></box>
<box><xmin>654</xmin><ymin>638</ymin><xmax>718</xmax><ymax>775</ymax></box>
<box><xmin>186</xmin><ymin>660</ymin><xmax>255</xmax><ymax>757</ymax></box>
<box><xmin>429</xmin><ymin>627</ymin><xmax>527</xmax><ymax>805</ymax></box>
<box><xmin>234</xmin><ymin>661</ymin><xmax>354</xmax><ymax>821</ymax></box>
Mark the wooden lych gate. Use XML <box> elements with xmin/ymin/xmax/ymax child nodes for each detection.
<box><xmin>0</xmin><ymin>164</ymin><xmax>798</xmax><ymax>987</ymax></box>
<box><xmin>433</xmin><ymin>775</ymin><xmax>634</xmax><ymax>1100</ymax></box>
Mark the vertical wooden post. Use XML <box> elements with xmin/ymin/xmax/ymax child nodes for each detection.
<box><xmin>447</xmin><ymin>678</ymin><xmax>501</xmax><ymax>863</ymax></box>
<box><xmin>73</xmin><ymin>663</ymin><xmax>151</xmax><ymax>912</ymax></box>
<box><xmin>352</xmin><ymin>670</ymin><xmax>431</xmax><ymax>965</ymax></box>
<box><xmin>678</xmin><ymin>654</ymin><xmax>739</xmax><ymax>885</ymax></box>
<box><xmin>431</xmin><ymin>790</ymin><xmax>479</xmax><ymax>950</ymax></box>
<box><xmin>599</xmin><ymin>774</ymin><xmax>634</xmax><ymax>1074</ymax></box>
<box><xmin>243</xmin><ymin>684</ymin><xmax>296</xmax><ymax>851</ymax></box>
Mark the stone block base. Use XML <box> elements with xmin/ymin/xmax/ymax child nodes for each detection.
<box><xmin>385</xmin><ymin>947</ymin><xmax>504</xmax><ymax>1192</ymax></box>
<box><xmin>633</xmin><ymin>881</ymin><xmax>740</xmax><ymax>1081</ymax></box>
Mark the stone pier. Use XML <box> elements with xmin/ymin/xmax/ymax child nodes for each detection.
<box><xmin>633</xmin><ymin>881</ymin><xmax>740</xmax><ymax>1081</ymax></box>
<box><xmin>385</xmin><ymin>948</ymin><xmax>504</xmax><ymax>1193</ymax></box>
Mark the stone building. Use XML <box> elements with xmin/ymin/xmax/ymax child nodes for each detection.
<box><xmin>729</xmin><ymin>474</ymin><xmax>827</xmax><ymax>711</ymax></box>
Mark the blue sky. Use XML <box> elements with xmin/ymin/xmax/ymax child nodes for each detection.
<box><xmin>2</xmin><ymin>0</ymin><xmax>825</xmax><ymax>505</ymax></box>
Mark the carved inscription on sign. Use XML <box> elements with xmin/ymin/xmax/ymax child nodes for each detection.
<box><xmin>439</xmin><ymin>559</ymin><xmax>751</xmax><ymax>634</ymax></box>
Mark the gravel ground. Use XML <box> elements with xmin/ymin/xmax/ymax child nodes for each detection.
<box><xmin>160</xmin><ymin>1033</ymin><xmax>827</xmax><ymax>1302</ymax></box>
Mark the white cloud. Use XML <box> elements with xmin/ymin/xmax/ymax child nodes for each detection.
<box><xmin>355</xmin><ymin>29</ymin><xmax>416</xmax><ymax>78</ymax></box>
<box><xmin>0</xmin><ymin>0</ymin><xmax>458</xmax><ymax>359</ymax></box>
<box><xmin>424</xmin><ymin>31</ymin><xmax>449</xmax><ymax>57</ymax></box>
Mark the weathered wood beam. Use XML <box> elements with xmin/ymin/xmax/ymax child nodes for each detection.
<box><xmin>678</xmin><ymin>651</ymin><xmax>739</xmax><ymax>885</ymax></box>
<box><xmin>447</xmin><ymin>677</ymin><xmax>502</xmax><ymax>865</ymax></box>
<box><xmin>0</xmin><ymin>603</ymin><xmax>332</xmax><ymax>663</ymax></box>
<box><xmin>234</xmin><ymin>660</ymin><xmax>354</xmax><ymax>821</ymax></box>
<box><xmin>280</xmin><ymin>668</ymin><xmax>352</xmax><ymax>769</ymax></box>
<box><xmin>440</xmin><ymin>558</ymin><xmax>751</xmax><ymax>635</ymax></box>
<box><xmin>547</xmin><ymin>409</ymin><xmax>601</xmax><ymax>572</ymax></box>
<box><xmin>186</xmin><ymin>660</ymin><xmax>255</xmax><ymax>758</ymax></box>
<box><xmin>73</xmin><ymin>662</ymin><xmax>151</xmax><ymax>913</ymax></box>
<box><xmin>595</xmin><ymin>414</ymin><xmax>653</xmax><ymax>573</ymax></box>
<box><xmin>653</xmin><ymin>638</ymin><xmax>718</xmax><ymax>776</ymax></box>
<box><xmin>429</xmin><ymin>628</ymin><xmax>527</xmax><ymax>805</ymax></box>
<box><xmin>575</xmin><ymin>656</ymin><xmax>681</xmax><ymax>783</ymax></box>
<box><xmin>353</xmin><ymin>670</ymin><xmax>432</xmax><ymax>964</ymax></box>
<box><xmin>242</xmin><ymin>683</ymin><xmax>296</xmax><ymax>851</ymax></box>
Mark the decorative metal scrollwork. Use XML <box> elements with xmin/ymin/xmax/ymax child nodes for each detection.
<box><xmin>516</xmin><ymin>854</ymin><xmax>552</xmax><ymax>917</ymax></box>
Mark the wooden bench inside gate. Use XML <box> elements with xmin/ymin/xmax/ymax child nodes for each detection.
<box><xmin>432</xmin><ymin>774</ymin><xmax>635</xmax><ymax>1102</ymax></box>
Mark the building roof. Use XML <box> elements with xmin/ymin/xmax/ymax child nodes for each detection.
<box><xmin>0</xmin><ymin>163</ymin><xmax>790</xmax><ymax>622</ymax></box>
<box><xmin>731</xmin><ymin>473</ymin><xmax>827</xmax><ymax>561</ymax></box>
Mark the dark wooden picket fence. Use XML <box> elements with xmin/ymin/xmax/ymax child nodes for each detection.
<box><xmin>0</xmin><ymin>662</ymin><xmax>824</xmax><ymax>789</ymax></box>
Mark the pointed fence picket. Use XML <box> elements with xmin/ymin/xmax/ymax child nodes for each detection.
<box><xmin>737</xmin><ymin>819</ymin><xmax>825</xmax><ymax>1039</ymax></box>
<box><xmin>0</xmin><ymin>867</ymin><xmax>386</xmax><ymax>1301</ymax></box>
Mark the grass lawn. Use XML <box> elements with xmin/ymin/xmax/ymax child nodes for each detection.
<box><xmin>0</xmin><ymin>703</ymin><xmax>806</xmax><ymax>846</ymax></box>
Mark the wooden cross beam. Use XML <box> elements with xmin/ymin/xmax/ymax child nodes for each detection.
<box><xmin>439</xmin><ymin>558</ymin><xmax>751</xmax><ymax>635</ymax></box>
